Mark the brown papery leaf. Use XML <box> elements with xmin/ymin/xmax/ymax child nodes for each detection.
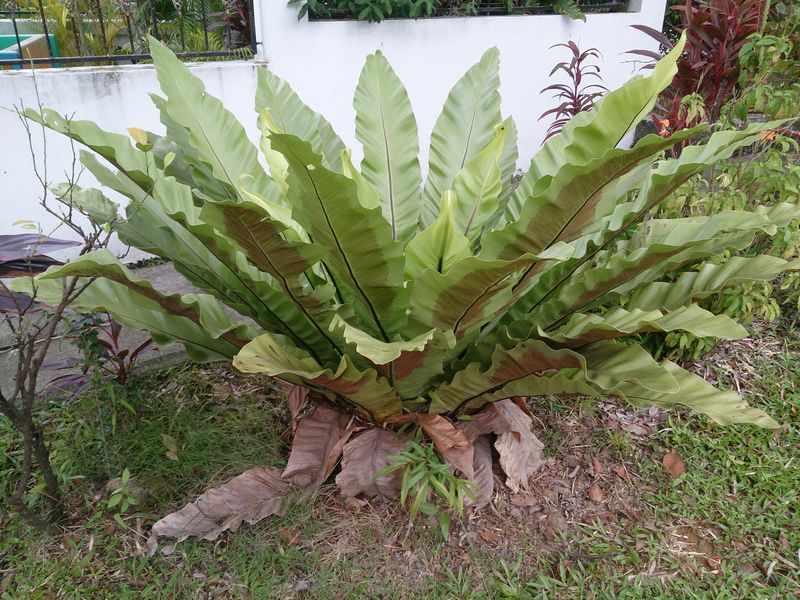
<box><xmin>462</xmin><ymin>400</ymin><xmax>544</xmax><ymax>493</ymax></box>
<box><xmin>282</xmin><ymin>406</ymin><xmax>354</xmax><ymax>488</ymax></box>
<box><xmin>276</xmin><ymin>379</ymin><xmax>310</xmax><ymax>435</ymax></box>
<box><xmin>591</xmin><ymin>456</ymin><xmax>603</xmax><ymax>476</ymax></box>
<box><xmin>663</xmin><ymin>449</ymin><xmax>686</xmax><ymax>479</ymax></box>
<box><xmin>415</xmin><ymin>414</ymin><xmax>474</xmax><ymax>480</ymax></box>
<box><xmin>148</xmin><ymin>467</ymin><xmax>291</xmax><ymax>555</ymax></box>
<box><xmin>587</xmin><ymin>482</ymin><xmax>605</xmax><ymax>503</ymax></box>
<box><xmin>469</xmin><ymin>435</ymin><xmax>494</xmax><ymax>507</ymax></box>
<box><xmin>612</xmin><ymin>464</ymin><xmax>631</xmax><ymax>482</ymax></box>
<box><xmin>336</xmin><ymin>429</ymin><xmax>412</xmax><ymax>498</ymax></box>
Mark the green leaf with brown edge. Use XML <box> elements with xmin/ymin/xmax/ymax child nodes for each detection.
<box><xmin>200</xmin><ymin>197</ymin><xmax>344</xmax><ymax>359</ymax></box>
<box><xmin>537</xmin><ymin>304</ymin><xmax>747</xmax><ymax>349</ymax></box>
<box><xmin>481</xmin><ymin>127</ymin><xmax>703</xmax><ymax>260</ymax></box>
<box><xmin>614</xmin><ymin>360</ymin><xmax>778</xmax><ymax>428</ymax></box>
<box><xmin>234</xmin><ymin>332</ymin><xmax>402</xmax><ymax>424</ymax></box>
<box><xmin>270</xmin><ymin>132</ymin><xmax>409</xmax><ymax>340</ymax></box>
<box><xmin>19</xmin><ymin>250</ymin><xmax>256</xmax><ymax>362</ymax></box>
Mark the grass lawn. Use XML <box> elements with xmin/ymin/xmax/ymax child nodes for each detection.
<box><xmin>1</xmin><ymin>323</ymin><xmax>798</xmax><ymax>599</ymax></box>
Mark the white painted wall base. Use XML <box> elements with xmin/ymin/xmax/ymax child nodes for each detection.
<box><xmin>1</xmin><ymin>1</ymin><xmax>666</xmax><ymax>259</ymax></box>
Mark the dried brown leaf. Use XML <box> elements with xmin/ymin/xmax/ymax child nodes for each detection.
<box><xmin>587</xmin><ymin>482</ymin><xmax>605</xmax><ymax>503</ymax></box>
<box><xmin>148</xmin><ymin>467</ymin><xmax>291</xmax><ymax>554</ymax></box>
<box><xmin>479</xmin><ymin>528</ymin><xmax>500</xmax><ymax>544</ymax></box>
<box><xmin>276</xmin><ymin>379</ymin><xmax>310</xmax><ymax>434</ymax></box>
<box><xmin>509</xmin><ymin>492</ymin><xmax>539</xmax><ymax>508</ymax></box>
<box><xmin>612</xmin><ymin>464</ymin><xmax>631</xmax><ymax>482</ymax></box>
<box><xmin>467</xmin><ymin>400</ymin><xmax>544</xmax><ymax>493</ymax></box>
<box><xmin>663</xmin><ymin>449</ymin><xmax>686</xmax><ymax>479</ymax></box>
<box><xmin>335</xmin><ymin>429</ymin><xmax>412</xmax><ymax>498</ymax></box>
<box><xmin>591</xmin><ymin>456</ymin><xmax>603</xmax><ymax>476</ymax></box>
<box><xmin>469</xmin><ymin>435</ymin><xmax>494</xmax><ymax>508</ymax></box>
<box><xmin>282</xmin><ymin>406</ymin><xmax>354</xmax><ymax>488</ymax></box>
<box><xmin>415</xmin><ymin>414</ymin><xmax>474</xmax><ymax>480</ymax></box>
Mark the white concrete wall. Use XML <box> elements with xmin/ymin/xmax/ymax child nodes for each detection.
<box><xmin>1</xmin><ymin>1</ymin><xmax>666</xmax><ymax>259</ymax></box>
<box><xmin>0</xmin><ymin>61</ymin><xmax>261</xmax><ymax>261</ymax></box>
<box><xmin>259</xmin><ymin>0</ymin><xmax>667</xmax><ymax>165</ymax></box>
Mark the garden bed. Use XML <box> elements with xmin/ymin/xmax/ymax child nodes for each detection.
<box><xmin>2</xmin><ymin>323</ymin><xmax>798</xmax><ymax>597</ymax></box>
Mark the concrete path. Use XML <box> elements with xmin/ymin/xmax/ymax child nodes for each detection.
<box><xmin>0</xmin><ymin>262</ymin><xmax>196</xmax><ymax>393</ymax></box>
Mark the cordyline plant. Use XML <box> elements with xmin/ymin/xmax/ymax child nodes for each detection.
<box><xmin>16</xmin><ymin>34</ymin><xmax>800</xmax><ymax>550</ymax></box>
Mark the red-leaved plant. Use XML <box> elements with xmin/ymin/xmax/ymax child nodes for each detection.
<box><xmin>629</xmin><ymin>0</ymin><xmax>764</xmax><ymax>145</ymax></box>
<box><xmin>539</xmin><ymin>41</ymin><xmax>606</xmax><ymax>142</ymax></box>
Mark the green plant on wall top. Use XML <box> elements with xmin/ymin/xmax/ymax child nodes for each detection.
<box><xmin>16</xmin><ymin>33</ymin><xmax>800</xmax><ymax>548</ymax></box>
<box><xmin>288</xmin><ymin>0</ymin><xmax>596</xmax><ymax>22</ymax></box>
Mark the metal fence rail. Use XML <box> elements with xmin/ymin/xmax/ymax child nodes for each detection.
<box><xmin>0</xmin><ymin>0</ymin><xmax>256</xmax><ymax>68</ymax></box>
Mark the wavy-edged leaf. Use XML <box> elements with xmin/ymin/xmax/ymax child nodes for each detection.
<box><xmin>354</xmin><ymin>50</ymin><xmax>422</xmax><ymax>243</ymax></box>
<box><xmin>430</xmin><ymin>339</ymin><xmax>583</xmax><ymax>414</ymax></box>
<box><xmin>148</xmin><ymin>37</ymin><xmax>274</xmax><ymax>201</ymax></box>
<box><xmin>410</xmin><ymin>244</ymin><xmax>573</xmax><ymax>338</ymax></box>
<box><xmin>144</xmin><ymin>173</ymin><xmax>339</xmax><ymax>362</ymax></box>
<box><xmin>423</xmin><ymin>47</ymin><xmax>502</xmax><ymax>226</ymax></box>
<box><xmin>447</xmin><ymin>339</ymin><xmax>676</xmax><ymax>415</ymax></box>
<box><xmin>21</xmin><ymin>250</ymin><xmax>255</xmax><ymax>362</ymax></box>
<box><xmin>539</xmin><ymin>305</ymin><xmax>747</xmax><ymax>348</ymax></box>
<box><xmin>199</xmin><ymin>197</ymin><xmax>344</xmax><ymax>358</ymax></box>
<box><xmin>528</xmin><ymin>205</ymin><xmax>800</xmax><ymax>331</ymax></box>
<box><xmin>405</xmin><ymin>190</ymin><xmax>471</xmax><ymax>280</ymax></box>
<box><xmin>255</xmin><ymin>67</ymin><xmax>344</xmax><ymax>172</ymax></box>
<box><xmin>507</xmin><ymin>122</ymin><xmax>792</xmax><ymax>320</ymax></box>
<box><xmin>24</xmin><ymin>108</ymin><xmax>152</xmax><ymax>191</ymax></box>
<box><xmin>336</xmin><ymin>429</ymin><xmax>412</xmax><ymax>498</ymax></box>
<box><xmin>329</xmin><ymin>314</ymin><xmax>438</xmax><ymax>365</ymax></box>
<box><xmin>148</xmin><ymin>467</ymin><xmax>291</xmax><ymax>554</ymax></box>
<box><xmin>49</xmin><ymin>184</ymin><xmax>118</xmax><ymax>225</ymax></box>
<box><xmin>616</xmin><ymin>360</ymin><xmax>778</xmax><ymax>428</ymax></box>
<box><xmin>390</xmin><ymin>328</ymin><xmax>456</xmax><ymax>400</ymax></box>
<box><xmin>149</xmin><ymin>93</ymin><xmax>235</xmax><ymax>201</ymax></box>
<box><xmin>626</xmin><ymin>256</ymin><xmax>800</xmax><ymax>311</ymax></box>
<box><xmin>270</xmin><ymin>133</ymin><xmax>408</xmax><ymax>339</ymax></box>
<box><xmin>452</xmin><ymin>124</ymin><xmax>507</xmax><ymax>241</ymax></box>
<box><xmin>234</xmin><ymin>332</ymin><xmax>402</xmax><ymax>424</ymax></box>
<box><xmin>481</xmin><ymin>127</ymin><xmax>703</xmax><ymax>260</ymax></box>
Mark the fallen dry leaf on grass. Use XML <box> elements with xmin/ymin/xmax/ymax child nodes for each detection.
<box><xmin>148</xmin><ymin>467</ymin><xmax>290</xmax><ymax>555</ymax></box>
<box><xmin>587</xmin><ymin>482</ymin><xmax>605</xmax><ymax>503</ymax></box>
<box><xmin>612</xmin><ymin>464</ymin><xmax>631</xmax><ymax>482</ymax></box>
<box><xmin>488</xmin><ymin>402</ymin><xmax>544</xmax><ymax>493</ymax></box>
<box><xmin>149</xmin><ymin>405</ymin><xmax>353</xmax><ymax>554</ymax></box>
<box><xmin>335</xmin><ymin>429</ymin><xmax>411</xmax><ymax>498</ymax></box>
<box><xmin>663</xmin><ymin>449</ymin><xmax>686</xmax><ymax>478</ymax></box>
<box><xmin>591</xmin><ymin>456</ymin><xmax>603</xmax><ymax>476</ymax></box>
<box><xmin>479</xmin><ymin>528</ymin><xmax>500</xmax><ymax>544</ymax></box>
